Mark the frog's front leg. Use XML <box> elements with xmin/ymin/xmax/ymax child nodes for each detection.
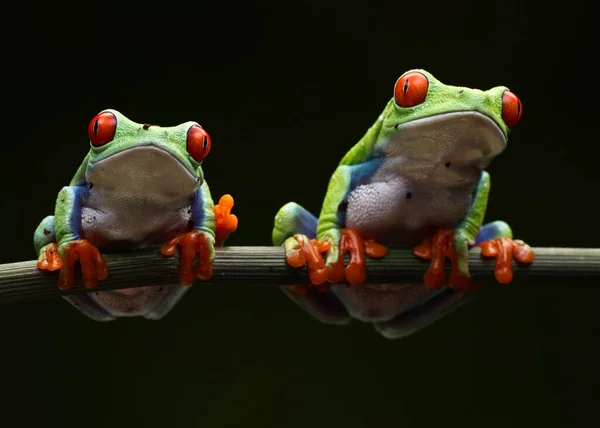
<box><xmin>36</xmin><ymin>186</ymin><xmax>108</xmax><ymax>290</ymax></box>
<box><xmin>373</xmin><ymin>220</ymin><xmax>533</xmax><ymax>339</ymax></box>
<box><xmin>160</xmin><ymin>183</ymin><xmax>238</xmax><ymax>285</ymax></box>
<box><xmin>413</xmin><ymin>172</ymin><xmax>535</xmax><ymax>291</ymax></box>
<box><xmin>276</xmin><ymin>166</ymin><xmax>387</xmax><ymax>292</ymax></box>
<box><xmin>144</xmin><ymin>193</ymin><xmax>237</xmax><ymax>321</ymax></box>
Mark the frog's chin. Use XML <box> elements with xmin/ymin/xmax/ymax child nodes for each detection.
<box><xmin>385</xmin><ymin>111</ymin><xmax>507</xmax><ymax>170</ymax></box>
<box><xmin>85</xmin><ymin>145</ymin><xmax>200</xmax><ymax>199</ymax></box>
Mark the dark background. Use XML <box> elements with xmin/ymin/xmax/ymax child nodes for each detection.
<box><xmin>1</xmin><ymin>1</ymin><xmax>598</xmax><ymax>427</ymax></box>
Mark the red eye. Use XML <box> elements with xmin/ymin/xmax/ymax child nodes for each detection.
<box><xmin>88</xmin><ymin>112</ymin><xmax>117</xmax><ymax>147</ymax></box>
<box><xmin>502</xmin><ymin>91</ymin><xmax>522</xmax><ymax>128</ymax></box>
<box><xmin>394</xmin><ymin>72</ymin><xmax>429</xmax><ymax>108</ymax></box>
<box><xmin>187</xmin><ymin>125</ymin><xmax>211</xmax><ymax>162</ymax></box>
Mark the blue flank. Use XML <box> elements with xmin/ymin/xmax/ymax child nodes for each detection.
<box><xmin>475</xmin><ymin>222</ymin><xmax>503</xmax><ymax>245</ymax></box>
<box><xmin>191</xmin><ymin>188</ymin><xmax>202</xmax><ymax>229</ymax></box>
<box><xmin>293</xmin><ymin>205</ymin><xmax>318</xmax><ymax>238</ymax></box>
<box><xmin>68</xmin><ymin>185</ymin><xmax>88</xmax><ymax>239</ymax></box>
<box><xmin>349</xmin><ymin>158</ymin><xmax>383</xmax><ymax>189</ymax></box>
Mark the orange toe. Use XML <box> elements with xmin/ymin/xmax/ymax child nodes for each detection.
<box><xmin>57</xmin><ymin>239</ymin><xmax>107</xmax><ymax>291</ymax></box>
<box><xmin>477</xmin><ymin>237</ymin><xmax>535</xmax><ymax>284</ymax></box>
<box><xmin>214</xmin><ymin>194</ymin><xmax>238</xmax><ymax>246</ymax></box>
<box><xmin>414</xmin><ymin>228</ymin><xmax>454</xmax><ymax>289</ymax></box>
<box><xmin>37</xmin><ymin>243</ymin><xmax>63</xmax><ymax>272</ymax></box>
<box><xmin>160</xmin><ymin>230</ymin><xmax>215</xmax><ymax>285</ymax></box>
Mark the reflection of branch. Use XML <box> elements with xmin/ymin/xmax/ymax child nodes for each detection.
<box><xmin>1</xmin><ymin>246</ymin><xmax>598</xmax><ymax>304</ymax></box>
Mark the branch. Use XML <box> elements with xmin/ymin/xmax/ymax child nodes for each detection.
<box><xmin>0</xmin><ymin>247</ymin><xmax>599</xmax><ymax>304</ymax></box>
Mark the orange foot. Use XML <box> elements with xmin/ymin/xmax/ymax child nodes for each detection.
<box><xmin>285</xmin><ymin>228</ymin><xmax>388</xmax><ymax>295</ymax></box>
<box><xmin>477</xmin><ymin>238</ymin><xmax>535</xmax><ymax>284</ymax></box>
<box><xmin>160</xmin><ymin>230</ymin><xmax>215</xmax><ymax>285</ymax></box>
<box><xmin>285</xmin><ymin>235</ymin><xmax>331</xmax><ymax>295</ymax></box>
<box><xmin>55</xmin><ymin>240</ymin><xmax>108</xmax><ymax>291</ymax></box>
<box><xmin>413</xmin><ymin>227</ymin><xmax>476</xmax><ymax>292</ymax></box>
<box><xmin>37</xmin><ymin>243</ymin><xmax>63</xmax><ymax>272</ymax></box>
<box><xmin>214</xmin><ymin>194</ymin><xmax>238</xmax><ymax>246</ymax></box>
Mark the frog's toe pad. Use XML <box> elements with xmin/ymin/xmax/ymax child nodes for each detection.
<box><xmin>413</xmin><ymin>228</ymin><xmax>456</xmax><ymax>289</ymax></box>
<box><xmin>328</xmin><ymin>229</ymin><xmax>366</xmax><ymax>285</ymax></box>
<box><xmin>57</xmin><ymin>240</ymin><xmax>107</xmax><ymax>291</ymax></box>
<box><xmin>160</xmin><ymin>230</ymin><xmax>215</xmax><ymax>285</ymax></box>
<box><xmin>364</xmin><ymin>238</ymin><xmax>388</xmax><ymax>259</ymax></box>
<box><xmin>284</xmin><ymin>234</ymin><xmax>330</xmax><ymax>288</ymax></box>
<box><xmin>37</xmin><ymin>243</ymin><xmax>62</xmax><ymax>272</ymax></box>
<box><xmin>477</xmin><ymin>237</ymin><xmax>535</xmax><ymax>284</ymax></box>
<box><xmin>214</xmin><ymin>194</ymin><xmax>238</xmax><ymax>245</ymax></box>
<box><xmin>326</xmin><ymin>230</ymin><xmax>389</xmax><ymax>286</ymax></box>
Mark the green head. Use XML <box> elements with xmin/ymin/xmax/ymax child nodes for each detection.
<box><xmin>380</xmin><ymin>69</ymin><xmax>522</xmax><ymax>135</ymax></box>
<box><xmin>86</xmin><ymin>109</ymin><xmax>211</xmax><ymax>176</ymax></box>
<box><xmin>82</xmin><ymin>109</ymin><xmax>212</xmax><ymax>195</ymax></box>
<box><xmin>365</xmin><ymin>69</ymin><xmax>523</xmax><ymax>182</ymax></box>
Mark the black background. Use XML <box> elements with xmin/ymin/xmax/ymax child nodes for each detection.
<box><xmin>1</xmin><ymin>1</ymin><xmax>598</xmax><ymax>427</ymax></box>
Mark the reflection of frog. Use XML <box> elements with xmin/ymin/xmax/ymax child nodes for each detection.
<box><xmin>273</xmin><ymin>69</ymin><xmax>533</xmax><ymax>338</ymax></box>
<box><xmin>34</xmin><ymin>109</ymin><xmax>238</xmax><ymax>321</ymax></box>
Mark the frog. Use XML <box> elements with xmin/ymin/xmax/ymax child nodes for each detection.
<box><xmin>33</xmin><ymin>109</ymin><xmax>238</xmax><ymax>321</ymax></box>
<box><xmin>272</xmin><ymin>69</ymin><xmax>534</xmax><ymax>339</ymax></box>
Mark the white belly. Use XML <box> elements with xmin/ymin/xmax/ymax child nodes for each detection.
<box><xmin>345</xmin><ymin>177</ymin><xmax>474</xmax><ymax>246</ymax></box>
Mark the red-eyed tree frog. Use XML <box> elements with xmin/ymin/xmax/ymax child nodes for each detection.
<box><xmin>272</xmin><ymin>69</ymin><xmax>534</xmax><ymax>339</ymax></box>
<box><xmin>34</xmin><ymin>110</ymin><xmax>238</xmax><ymax>321</ymax></box>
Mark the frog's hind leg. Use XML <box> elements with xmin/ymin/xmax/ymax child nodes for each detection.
<box><xmin>34</xmin><ymin>216</ymin><xmax>62</xmax><ymax>271</ymax></box>
<box><xmin>62</xmin><ymin>295</ymin><xmax>116</xmax><ymax>322</ymax></box>
<box><xmin>143</xmin><ymin>284</ymin><xmax>193</xmax><ymax>320</ymax></box>
<box><xmin>474</xmin><ymin>220</ymin><xmax>513</xmax><ymax>244</ymax></box>
<box><xmin>373</xmin><ymin>221</ymin><xmax>513</xmax><ymax>339</ymax></box>
<box><xmin>273</xmin><ymin>202</ymin><xmax>351</xmax><ymax>326</ymax></box>
<box><xmin>34</xmin><ymin>216</ymin><xmax>56</xmax><ymax>254</ymax></box>
<box><xmin>373</xmin><ymin>289</ymin><xmax>474</xmax><ymax>339</ymax></box>
<box><xmin>272</xmin><ymin>202</ymin><xmax>318</xmax><ymax>245</ymax></box>
<box><xmin>33</xmin><ymin>215</ymin><xmax>62</xmax><ymax>272</ymax></box>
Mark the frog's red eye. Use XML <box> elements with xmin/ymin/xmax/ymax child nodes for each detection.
<box><xmin>187</xmin><ymin>125</ymin><xmax>211</xmax><ymax>162</ymax></box>
<box><xmin>394</xmin><ymin>72</ymin><xmax>429</xmax><ymax>108</ymax></box>
<box><xmin>88</xmin><ymin>112</ymin><xmax>117</xmax><ymax>147</ymax></box>
<box><xmin>502</xmin><ymin>90</ymin><xmax>522</xmax><ymax>128</ymax></box>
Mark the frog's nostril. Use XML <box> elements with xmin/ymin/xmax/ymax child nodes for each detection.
<box><xmin>445</xmin><ymin>162</ymin><xmax>451</xmax><ymax>168</ymax></box>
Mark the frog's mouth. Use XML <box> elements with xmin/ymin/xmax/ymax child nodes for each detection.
<box><xmin>384</xmin><ymin>111</ymin><xmax>507</xmax><ymax>186</ymax></box>
<box><xmin>86</xmin><ymin>145</ymin><xmax>200</xmax><ymax>198</ymax></box>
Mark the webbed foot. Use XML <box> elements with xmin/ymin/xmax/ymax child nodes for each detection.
<box><xmin>37</xmin><ymin>243</ymin><xmax>62</xmax><ymax>272</ymax></box>
<box><xmin>283</xmin><ymin>228</ymin><xmax>387</xmax><ymax>295</ymax></box>
<box><xmin>214</xmin><ymin>194</ymin><xmax>238</xmax><ymax>246</ymax></box>
<box><xmin>160</xmin><ymin>230</ymin><xmax>215</xmax><ymax>285</ymax></box>
<box><xmin>477</xmin><ymin>238</ymin><xmax>535</xmax><ymax>284</ymax></box>
<box><xmin>413</xmin><ymin>227</ymin><xmax>477</xmax><ymax>292</ymax></box>
<box><xmin>57</xmin><ymin>239</ymin><xmax>108</xmax><ymax>291</ymax></box>
<box><xmin>414</xmin><ymin>224</ymin><xmax>535</xmax><ymax>290</ymax></box>
<box><xmin>284</xmin><ymin>234</ymin><xmax>331</xmax><ymax>294</ymax></box>
<box><xmin>327</xmin><ymin>229</ymin><xmax>388</xmax><ymax>285</ymax></box>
